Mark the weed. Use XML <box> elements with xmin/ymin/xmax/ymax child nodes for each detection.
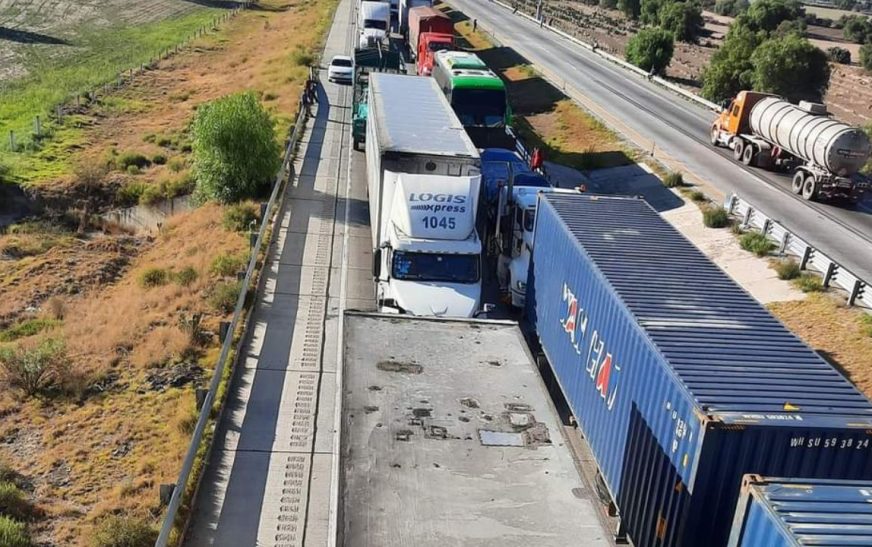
<box><xmin>0</xmin><ymin>482</ymin><xmax>34</xmax><ymax>521</ymax></box>
<box><xmin>174</xmin><ymin>267</ymin><xmax>199</xmax><ymax>287</ymax></box>
<box><xmin>739</xmin><ymin>231</ymin><xmax>774</xmax><ymax>257</ymax></box>
<box><xmin>138</xmin><ymin>185</ymin><xmax>163</xmax><ymax>206</ymax></box>
<box><xmin>702</xmin><ymin>206</ymin><xmax>729</xmax><ymax>228</ymax></box>
<box><xmin>689</xmin><ymin>190</ymin><xmax>707</xmax><ymax>202</ymax></box>
<box><xmin>0</xmin><ymin>338</ymin><xmax>68</xmax><ymax>397</ymax></box>
<box><xmin>178</xmin><ymin>312</ymin><xmax>207</xmax><ymax>346</ymax></box>
<box><xmin>774</xmin><ymin>258</ymin><xmax>801</xmax><ymax>280</ymax></box>
<box><xmin>210</xmin><ymin>253</ymin><xmax>245</xmax><ymax>277</ymax></box>
<box><xmin>161</xmin><ymin>173</ymin><xmax>196</xmax><ymax>198</ymax></box>
<box><xmin>174</xmin><ymin>405</ymin><xmax>199</xmax><ymax>435</ymax></box>
<box><xmin>167</xmin><ymin>157</ymin><xmax>186</xmax><ymax>173</ymax></box>
<box><xmin>793</xmin><ymin>272</ymin><xmax>825</xmax><ymax>293</ymax></box>
<box><xmin>730</xmin><ymin>222</ymin><xmax>745</xmax><ymax>235</ymax></box>
<box><xmin>222</xmin><ymin>203</ymin><xmax>259</xmax><ymax>232</ymax></box>
<box><xmin>0</xmin><ymin>461</ymin><xmax>17</xmax><ymax>484</ymax></box>
<box><xmin>290</xmin><ymin>46</ymin><xmax>315</xmax><ymax>66</ymax></box>
<box><xmin>156</xmin><ymin>136</ymin><xmax>174</xmax><ymax>148</ymax></box>
<box><xmin>90</xmin><ymin>515</ymin><xmax>157</xmax><ymax>547</ymax></box>
<box><xmin>0</xmin><ymin>319</ymin><xmax>61</xmax><ymax>343</ymax></box>
<box><xmin>263</xmin><ymin>92</ymin><xmax>279</xmax><ymax>101</ymax></box>
<box><xmin>45</xmin><ymin>297</ymin><xmax>66</xmax><ymax>320</ymax></box>
<box><xmin>209</xmin><ymin>281</ymin><xmax>242</xmax><ymax>313</ymax></box>
<box><xmin>143</xmin><ymin>134</ymin><xmax>157</xmax><ymax>144</ymax></box>
<box><xmin>152</xmin><ymin>154</ymin><xmax>167</xmax><ymax>165</ymax></box>
<box><xmin>117</xmin><ymin>152</ymin><xmax>151</xmax><ymax>170</ymax></box>
<box><xmin>139</xmin><ymin>268</ymin><xmax>169</xmax><ymax>288</ymax></box>
<box><xmin>126</xmin><ymin>165</ymin><xmax>143</xmax><ymax>176</ymax></box>
<box><xmin>0</xmin><ymin>516</ymin><xmax>31</xmax><ymax>547</ymax></box>
<box><xmin>860</xmin><ymin>314</ymin><xmax>872</xmax><ymax>338</ymax></box>
<box><xmin>663</xmin><ymin>172</ymin><xmax>684</xmax><ymax>188</ymax></box>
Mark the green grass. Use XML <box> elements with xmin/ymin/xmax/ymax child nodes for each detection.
<box><xmin>793</xmin><ymin>272</ymin><xmax>825</xmax><ymax>293</ymax></box>
<box><xmin>739</xmin><ymin>231</ymin><xmax>775</xmax><ymax>257</ymax></box>
<box><xmin>702</xmin><ymin>206</ymin><xmax>730</xmax><ymax>228</ymax></box>
<box><xmin>0</xmin><ymin>319</ymin><xmax>61</xmax><ymax>343</ymax></box>
<box><xmin>0</xmin><ymin>8</ymin><xmax>224</xmax><ymax>185</ymax></box>
<box><xmin>773</xmin><ymin>258</ymin><xmax>801</xmax><ymax>280</ymax></box>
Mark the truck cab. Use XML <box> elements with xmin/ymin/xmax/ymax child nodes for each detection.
<box><xmin>416</xmin><ymin>32</ymin><xmax>453</xmax><ymax>76</ymax></box>
<box><xmin>358</xmin><ymin>1</ymin><xmax>391</xmax><ymax>49</ymax></box>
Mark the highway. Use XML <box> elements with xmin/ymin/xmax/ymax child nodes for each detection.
<box><xmin>447</xmin><ymin>0</ymin><xmax>872</xmax><ymax>283</ymax></box>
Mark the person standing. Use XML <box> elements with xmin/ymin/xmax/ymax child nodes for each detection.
<box><xmin>473</xmin><ymin>19</ymin><xmax>477</xmax><ymax>32</ymax></box>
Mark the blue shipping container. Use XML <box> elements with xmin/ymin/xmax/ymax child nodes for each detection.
<box><xmin>525</xmin><ymin>194</ymin><xmax>872</xmax><ymax>547</ymax></box>
<box><xmin>729</xmin><ymin>476</ymin><xmax>872</xmax><ymax>546</ymax></box>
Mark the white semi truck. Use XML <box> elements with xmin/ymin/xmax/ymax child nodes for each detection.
<box><xmin>358</xmin><ymin>1</ymin><xmax>391</xmax><ymax>49</ymax></box>
<box><xmin>366</xmin><ymin>73</ymin><xmax>484</xmax><ymax>317</ymax></box>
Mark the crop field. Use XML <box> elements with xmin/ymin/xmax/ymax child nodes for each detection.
<box><xmin>0</xmin><ymin>0</ymin><xmax>237</xmax><ymax>178</ymax></box>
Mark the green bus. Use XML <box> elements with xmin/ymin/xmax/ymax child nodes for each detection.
<box><xmin>430</xmin><ymin>50</ymin><xmax>511</xmax><ymax>129</ymax></box>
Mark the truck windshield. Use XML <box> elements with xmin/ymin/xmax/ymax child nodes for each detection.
<box><xmin>451</xmin><ymin>88</ymin><xmax>506</xmax><ymax>127</ymax></box>
<box><xmin>392</xmin><ymin>251</ymin><xmax>480</xmax><ymax>283</ymax></box>
<box><xmin>429</xmin><ymin>42</ymin><xmax>451</xmax><ymax>52</ymax></box>
<box><xmin>364</xmin><ymin>19</ymin><xmax>387</xmax><ymax>30</ymax></box>
<box><xmin>524</xmin><ymin>208</ymin><xmax>535</xmax><ymax>232</ymax></box>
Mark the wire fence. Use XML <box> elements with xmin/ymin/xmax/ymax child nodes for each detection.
<box><xmin>725</xmin><ymin>193</ymin><xmax>870</xmax><ymax>310</ymax></box>
<box><xmin>153</xmin><ymin>64</ymin><xmax>319</xmax><ymax>546</ymax></box>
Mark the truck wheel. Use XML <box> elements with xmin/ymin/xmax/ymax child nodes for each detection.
<box><xmin>741</xmin><ymin>144</ymin><xmax>755</xmax><ymax>166</ymax></box>
<box><xmin>791</xmin><ymin>171</ymin><xmax>805</xmax><ymax>194</ymax></box>
<box><xmin>710</xmin><ymin>126</ymin><xmax>720</xmax><ymax>146</ymax></box>
<box><xmin>801</xmin><ymin>176</ymin><xmax>819</xmax><ymax>201</ymax></box>
<box><xmin>733</xmin><ymin>140</ymin><xmax>744</xmax><ymax>161</ymax></box>
<box><xmin>353</xmin><ymin>138</ymin><xmax>360</xmax><ymax>151</ymax></box>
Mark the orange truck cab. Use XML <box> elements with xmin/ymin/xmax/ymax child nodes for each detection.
<box><xmin>710</xmin><ymin>90</ymin><xmax>775</xmax><ymax>146</ymax></box>
<box><xmin>416</xmin><ymin>32</ymin><xmax>453</xmax><ymax>76</ymax></box>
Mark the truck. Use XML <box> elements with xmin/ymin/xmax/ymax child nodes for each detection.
<box><xmin>408</xmin><ymin>6</ymin><xmax>453</xmax><ymax>62</ymax></box>
<box><xmin>728</xmin><ymin>476</ymin><xmax>872</xmax><ymax>546</ymax></box>
<box><xmin>338</xmin><ymin>311</ymin><xmax>611</xmax><ymax>546</ymax></box>
<box><xmin>365</xmin><ymin>73</ymin><xmax>483</xmax><ymax>317</ymax></box>
<box><xmin>398</xmin><ymin>0</ymin><xmax>431</xmax><ymax>36</ymax></box>
<box><xmin>525</xmin><ymin>193</ymin><xmax>872</xmax><ymax>547</ymax></box>
<box><xmin>351</xmin><ymin>44</ymin><xmax>402</xmax><ymax>150</ymax></box>
<box><xmin>415</xmin><ymin>31</ymin><xmax>453</xmax><ymax>77</ymax></box>
<box><xmin>711</xmin><ymin>90</ymin><xmax>871</xmax><ymax>202</ymax></box>
<box><xmin>358</xmin><ymin>1</ymin><xmax>391</xmax><ymax>49</ymax></box>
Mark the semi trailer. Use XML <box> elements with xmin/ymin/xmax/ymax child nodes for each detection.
<box><xmin>365</xmin><ymin>73</ymin><xmax>484</xmax><ymax>317</ymax></box>
<box><xmin>711</xmin><ymin>90</ymin><xmax>871</xmax><ymax>202</ymax></box>
<box><xmin>398</xmin><ymin>0</ymin><xmax>431</xmax><ymax>35</ymax></box>
<box><xmin>407</xmin><ymin>6</ymin><xmax>453</xmax><ymax>62</ymax></box>
<box><xmin>337</xmin><ymin>312</ymin><xmax>611</xmax><ymax>546</ymax></box>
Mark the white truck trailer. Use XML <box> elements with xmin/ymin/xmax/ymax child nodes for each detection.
<box><xmin>365</xmin><ymin>73</ymin><xmax>483</xmax><ymax>317</ymax></box>
<box><xmin>337</xmin><ymin>312</ymin><xmax>611</xmax><ymax>546</ymax></box>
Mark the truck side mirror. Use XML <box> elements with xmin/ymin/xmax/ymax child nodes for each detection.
<box><xmin>372</xmin><ymin>248</ymin><xmax>381</xmax><ymax>278</ymax></box>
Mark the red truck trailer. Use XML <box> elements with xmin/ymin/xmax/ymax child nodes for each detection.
<box><xmin>408</xmin><ymin>6</ymin><xmax>453</xmax><ymax>60</ymax></box>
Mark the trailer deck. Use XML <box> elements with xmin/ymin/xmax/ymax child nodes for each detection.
<box><xmin>338</xmin><ymin>312</ymin><xmax>610</xmax><ymax>546</ymax></box>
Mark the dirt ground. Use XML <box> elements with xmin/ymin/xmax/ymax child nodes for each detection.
<box><xmin>0</xmin><ymin>0</ymin><xmax>337</xmax><ymax>542</ymax></box>
<box><xmin>532</xmin><ymin>0</ymin><xmax>872</xmax><ymax>125</ymax></box>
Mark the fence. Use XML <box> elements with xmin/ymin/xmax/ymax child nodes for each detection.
<box><xmin>725</xmin><ymin>193</ymin><xmax>870</xmax><ymax>309</ymax></box>
<box><xmin>5</xmin><ymin>1</ymin><xmax>252</xmax><ymax>154</ymax></box>
<box><xmin>153</xmin><ymin>65</ymin><xmax>318</xmax><ymax>546</ymax></box>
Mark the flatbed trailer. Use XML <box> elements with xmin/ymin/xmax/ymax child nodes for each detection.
<box><xmin>337</xmin><ymin>312</ymin><xmax>611</xmax><ymax>546</ymax></box>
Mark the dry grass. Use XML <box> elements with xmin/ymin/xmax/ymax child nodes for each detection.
<box><xmin>769</xmin><ymin>295</ymin><xmax>872</xmax><ymax>395</ymax></box>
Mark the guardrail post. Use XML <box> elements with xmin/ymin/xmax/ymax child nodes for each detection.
<box><xmin>742</xmin><ymin>206</ymin><xmax>753</xmax><ymax>229</ymax></box>
<box><xmin>799</xmin><ymin>246</ymin><xmax>813</xmax><ymax>270</ymax></box>
<box><xmin>219</xmin><ymin>321</ymin><xmax>231</xmax><ymax>342</ymax></box>
<box><xmin>823</xmin><ymin>262</ymin><xmax>837</xmax><ymax>288</ymax></box>
<box><xmin>159</xmin><ymin>484</ymin><xmax>175</xmax><ymax>506</ymax></box>
<box><xmin>724</xmin><ymin>194</ymin><xmax>737</xmax><ymax>214</ymax></box>
<box><xmin>779</xmin><ymin>231</ymin><xmax>790</xmax><ymax>255</ymax></box>
<box><xmin>761</xmin><ymin>218</ymin><xmax>771</xmax><ymax>237</ymax></box>
<box><xmin>195</xmin><ymin>388</ymin><xmax>208</xmax><ymax>410</ymax></box>
<box><xmin>849</xmin><ymin>281</ymin><xmax>864</xmax><ymax>306</ymax></box>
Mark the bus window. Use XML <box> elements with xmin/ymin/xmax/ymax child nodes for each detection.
<box><xmin>451</xmin><ymin>88</ymin><xmax>506</xmax><ymax>127</ymax></box>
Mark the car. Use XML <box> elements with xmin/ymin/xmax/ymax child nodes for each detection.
<box><xmin>328</xmin><ymin>55</ymin><xmax>353</xmax><ymax>83</ymax></box>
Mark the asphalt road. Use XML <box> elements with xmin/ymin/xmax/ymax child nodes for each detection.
<box><xmin>448</xmin><ymin>0</ymin><xmax>872</xmax><ymax>283</ymax></box>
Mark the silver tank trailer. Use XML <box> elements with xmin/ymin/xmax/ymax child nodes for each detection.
<box><xmin>749</xmin><ymin>97</ymin><xmax>871</xmax><ymax>176</ymax></box>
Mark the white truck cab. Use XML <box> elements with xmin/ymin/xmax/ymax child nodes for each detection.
<box><xmin>358</xmin><ymin>1</ymin><xmax>390</xmax><ymax>48</ymax></box>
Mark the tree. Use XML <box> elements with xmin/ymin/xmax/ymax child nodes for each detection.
<box><xmin>773</xmin><ymin>18</ymin><xmax>806</xmax><ymax>37</ymax></box>
<box><xmin>191</xmin><ymin>92</ymin><xmax>281</xmax><ymax>204</ymax></box>
<box><xmin>626</xmin><ymin>28</ymin><xmax>675</xmax><ymax>74</ymax></box>
<box><xmin>640</xmin><ymin>0</ymin><xmax>667</xmax><ymax>25</ymax></box>
<box><xmin>751</xmin><ymin>33</ymin><xmax>830</xmax><ymax>102</ymax></box>
<box><xmin>660</xmin><ymin>2</ymin><xmax>704</xmax><ymax>42</ymax></box>
<box><xmin>842</xmin><ymin>15</ymin><xmax>872</xmax><ymax>44</ymax></box>
<box><xmin>713</xmin><ymin>0</ymin><xmax>749</xmax><ymax>17</ymax></box>
<box><xmin>701</xmin><ymin>23</ymin><xmax>762</xmax><ymax>101</ymax></box>
<box><xmin>743</xmin><ymin>0</ymin><xmax>804</xmax><ymax>33</ymax></box>
<box><xmin>618</xmin><ymin>0</ymin><xmax>641</xmax><ymax>19</ymax></box>
<box><xmin>600</xmin><ymin>0</ymin><xmax>618</xmax><ymax>9</ymax></box>
<box><xmin>827</xmin><ymin>46</ymin><xmax>852</xmax><ymax>64</ymax></box>
<box><xmin>862</xmin><ymin>43</ymin><xmax>872</xmax><ymax>73</ymax></box>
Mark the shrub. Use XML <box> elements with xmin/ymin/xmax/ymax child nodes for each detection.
<box><xmin>689</xmin><ymin>190</ymin><xmax>707</xmax><ymax>202</ymax></box>
<box><xmin>0</xmin><ymin>482</ymin><xmax>33</xmax><ymax>521</ymax></box>
<box><xmin>773</xmin><ymin>258</ymin><xmax>801</xmax><ymax>280</ymax></box>
<box><xmin>222</xmin><ymin>203</ymin><xmax>260</xmax><ymax>232</ymax></box>
<box><xmin>151</xmin><ymin>154</ymin><xmax>167</xmax><ymax>165</ymax></box>
<box><xmin>862</xmin><ymin>43</ymin><xmax>872</xmax><ymax>73</ymax></box>
<box><xmin>793</xmin><ymin>272</ymin><xmax>824</xmax><ymax>292</ymax></box>
<box><xmin>663</xmin><ymin>171</ymin><xmax>684</xmax><ymax>188</ymax></box>
<box><xmin>0</xmin><ymin>338</ymin><xmax>67</xmax><ymax>397</ymax></box>
<box><xmin>0</xmin><ymin>319</ymin><xmax>61</xmax><ymax>343</ymax></box>
<box><xmin>739</xmin><ymin>231</ymin><xmax>774</xmax><ymax>257</ymax></box>
<box><xmin>714</xmin><ymin>0</ymin><xmax>748</xmax><ymax>16</ymax></box>
<box><xmin>702</xmin><ymin>206</ymin><xmax>730</xmax><ymax>228</ymax></box>
<box><xmin>209</xmin><ymin>282</ymin><xmax>242</xmax><ymax>313</ymax></box>
<box><xmin>290</xmin><ymin>46</ymin><xmax>315</xmax><ymax>66</ymax></box>
<box><xmin>90</xmin><ymin>515</ymin><xmax>157</xmax><ymax>547</ymax></box>
<box><xmin>126</xmin><ymin>165</ymin><xmax>142</xmax><ymax>176</ymax></box>
<box><xmin>138</xmin><ymin>185</ymin><xmax>163</xmax><ymax>206</ymax></box>
<box><xmin>0</xmin><ymin>516</ymin><xmax>31</xmax><ymax>547</ymax></box>
<box><xmin>116</xmin><ymin>182</ymin><xmax>148</xmax><ymax>206</ymax></box>
<box><xmin>192</xmin><ymin>92</ymin><xmax>281</xmax><ymax>204</ymax></box>
<box><xmin>660</xmin><ymin>1</ymin><xmax>703</xmax><ymax>42</ymax></box>
<box><xmin>174</xmin><ymin>267</ymin><xmax>199</xmax><ymax>287</ymax></box>
<box><xmin>167</xmin><ymin>157</ymin><xmax>186</xmax><ymax>173</ymax></box>
<box><xmin>156</xmin><ymin>135</ymin><xmax>173</xmax><ymax>148</ymax></box>
<box><xmin>842</xmin><ymin>15</ymin><xmax>872</xmax><ymax>44</ymax></box>
<box><xmin>143</xmin><ymin>134</ymin><xmax>156</xmax><ymax>144</ymax></box>
<box><xmin>46</xmin><ymin>296</ymin><xmax>66</xmax><ymax>320</ymax></box>
<box><xmin>625</xmin><ymin>28</ymin><xmax>675</xmax><ymax>75</ymax></box>
<box><xmin>210</xmin><ymin>254</ymin><xmax>245</xmax><ymax>277</ymax></box>
<box><xmin>116</xmin><ymin>152</ymin><xmax>150</xmax><ymax>170</ymax></box>
<box><xmin>139</xmin><ymin>268</ymin><xmax>169</xmax><ymax>288</ymax></box>
<box><xmin>827</xmin><ymin>46</ymin><xmax>852</xmax><ymax>64</ymax></box>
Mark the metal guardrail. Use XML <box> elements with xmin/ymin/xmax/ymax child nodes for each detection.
<box><xmin>154</xmin><ymin>66</ymin><xmax>318</xmax><ymax>546</ymax></box>
<box><xmin>725</xmin><ymin>194</ymin><xmax>870</xmax><ymax>309</ymax></box>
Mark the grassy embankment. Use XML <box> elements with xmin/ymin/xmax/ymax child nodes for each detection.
<box><xmin>0</xmin><ymin>0</ymin><xmax>339</xmax><ymax>544</ymax></box>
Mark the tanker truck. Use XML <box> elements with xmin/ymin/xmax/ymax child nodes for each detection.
<box><xmin>710</xmin><ymin>90</ymin><xmax>871</xmax><ymax>202</ymax></box>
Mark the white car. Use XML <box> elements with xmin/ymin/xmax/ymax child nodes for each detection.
<box><xmin>328</xmin><ymin>55</ymin><xmax>353</xmax><ymax>83</ymax></box>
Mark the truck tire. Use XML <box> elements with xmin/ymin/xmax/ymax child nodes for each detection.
<box><xmin>733</xmin><ymin>139</ymin><xmax>744</xmax><ymax>162</ymax></box>
<box><xmin>710</xmin><ymin>126</ymin><xmax>720</xmax><ymax>146</ymax></box>
<box><xmin>353</xmin><ymin>138</ymin><xmax>360</xmax><ymax>151</ymax></box>
<box><xmin>801</xmin><ymin>176</ymin><xmax>819</xmax><ymax>201</ymax></box>
<box><xmin>791</xmin><ymin>171</ymin><xmax>805</xmax><ymax>194</ymax></box>
<box><xmin>741</xmin><ymin>144</ymin><xmax>755</xmax><ymax>166</ymax></box>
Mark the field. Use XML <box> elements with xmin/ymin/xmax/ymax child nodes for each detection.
<box><xmin>0</xmin><ymin>0</ymin><xmax>339</xmax><ymax>542</ymax></box>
